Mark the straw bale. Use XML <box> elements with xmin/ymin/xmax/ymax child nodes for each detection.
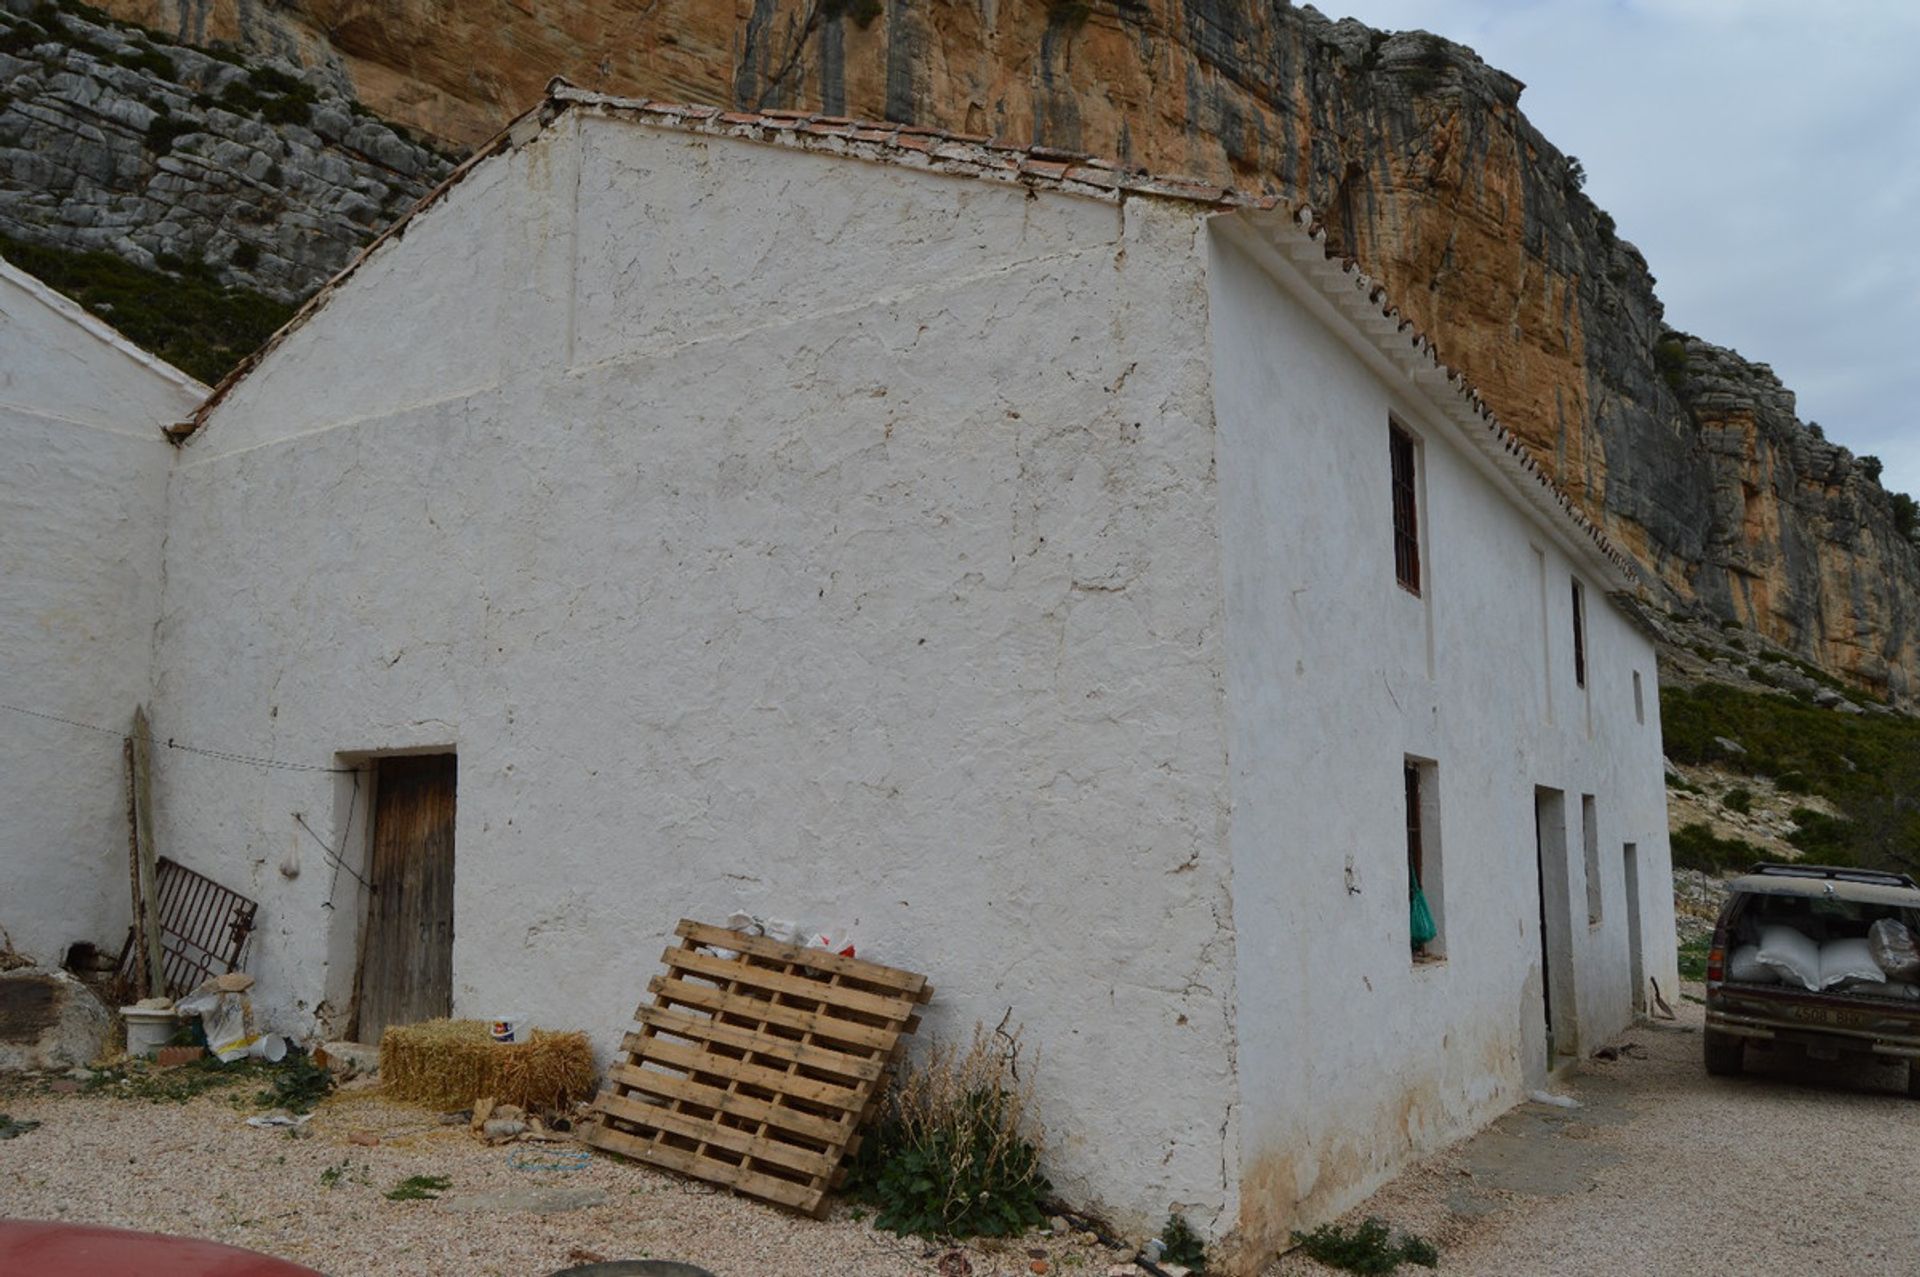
<box><xmin>378</xmin><ymin>1019</ymin><xmax>595</xmax><ymax>1111</ymax></box>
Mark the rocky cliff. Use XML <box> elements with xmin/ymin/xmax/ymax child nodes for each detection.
<box><xmin>0</xmin><ymin>0</ymin><xmax>451</xmax><ymax>305</ymax></box>
<box><xmin>25</xmin><ymin>0</ymin><xmax>1920</xmax><ymax>695</ymax></box>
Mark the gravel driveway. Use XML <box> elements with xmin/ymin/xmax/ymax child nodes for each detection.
<box><xmin>0</xmin><ymin>1082</ymin><xmax>1116</xmax><ymax>1276</ymax></box>
<box><xmin>7</xmin><ymin>991</ymin><xmax>1916</xmax><ymax>1277</ymax></box>
<box><xmin>1271</xmin><ymin>991</ymin><xmax>1920</xmax><ymax>1276</ymax></box>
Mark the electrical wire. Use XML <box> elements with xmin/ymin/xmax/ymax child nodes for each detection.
<box><xmin>0</xmin><ymin>700</ymin><xmax>363</xmax><ymax>774</ymax></box>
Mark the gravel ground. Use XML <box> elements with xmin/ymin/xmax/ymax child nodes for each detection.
<box><xmin>0</xmin><ymin>1080</ymin><xmax>1120</xmax><ymax>1276</ymax></box>
<box><xmin>1269</xmin><ymin>989</ymin><xmax>1920</xmax><ymax>1276</ymax></box>
<box><xmin>10</xmin><ymin>987</ymin><xmax>1916</xmax><ymax>1277</ymax></box>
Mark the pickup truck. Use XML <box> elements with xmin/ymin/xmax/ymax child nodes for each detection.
<box><xmin>1704</xmin><ymin>863</ymin><xmax>1920</xmax><ymax>1097</ymax></box>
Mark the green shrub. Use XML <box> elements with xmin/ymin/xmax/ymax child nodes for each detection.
<box><xmin>144</xmin><ymin>111</ymin><xmax>194</xmax><ymax>154</ymax></box>
<box><xmin>256</xmin><ymin>1048</ymin><xmax>333</xmax><ymax>1114</ymax></box>
<box><xmin>384</xmin><ymin>1174</ymin><xmax>450</xmax><ymax>1201</ymax></box>
<box><xmin>846</xmin><ymin>1023</ymin><xmax>1048</xmax><ymax>1240</ymax></box>
<box><xmin>1787</xmin><ymin>807</ymin><xmax>1854</xmax><ymax>863</ymax></box>
<box><xmin>1291</xmin><ymin>1217</ymin><xmax>1438</xmax><ymax>1274</ymax></box>
<box><xmin>113</xmin><ymin>44</ymin><xmax>172</xmax><ymax>76</ymax></box>
<box><xmin>1670</xmin><ymin>822</ymin><xmax>1762</xmax><ymax>875</ymax></box>
<box><xmin>1723</xmin><ymin>787</ymin><xmax>1753</xmax><ymax>815</ymax></box>
<box><xmin>1887</xmin><ymin>492</ymin><xmax>1918</xmax><ymax>540</ymax></box>
<box><xmin>1161</xmin><ymin>1213</ymin><xmax>1207</xmax><ymax>1267</ymax></box>
<box><xmin>1677</xmin><ymin>936</ymin><xmax>1711</xmax><ymax>982</ymax></box>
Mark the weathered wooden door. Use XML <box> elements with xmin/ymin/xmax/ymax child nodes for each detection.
<box><xmin>355</xmin><ymin>754</ymin><xmax>456</xmax><ymax>1041</ymax></box>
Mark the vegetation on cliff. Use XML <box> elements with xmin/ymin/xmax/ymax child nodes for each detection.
<box><xmin>1662</xmin><ymin>679</ymin><xmax>1920</xmax><ymax>878</ymax></box>
<box><xmin>1</xmin><ymin>233</ymin><xmax>293</xmax><ymax>384</ymax></box>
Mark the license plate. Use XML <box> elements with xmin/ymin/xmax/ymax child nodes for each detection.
<box><xmin>1785</xmin><ymin>1004</ymin><xmax>1865</xmax><ymax>1029</ymax></box>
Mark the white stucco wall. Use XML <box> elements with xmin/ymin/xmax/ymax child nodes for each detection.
<box><xmin>1206</xmin><ymin>222</ymin><xmax>1675</xmax><ymax>1263</ymax></box>
<box><xmin>0</xmin><ymin>263</ymin><xmax>203</xmax><ymax>963</ymax></box>
<box><xmin>154</xmin><ymin>115</ymin><xmax>1239</xmax><ymax>1228</ymax></box>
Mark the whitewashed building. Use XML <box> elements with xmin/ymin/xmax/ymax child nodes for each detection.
<box><xmin>0</xmin><ymin>259</ymin><xmax>205</xmax><ymax>963</ymax></box>
<box><xmin>5</xmin><ymin>87</ymin><xmax>1676</xmax><ymax>1270</ymax></box>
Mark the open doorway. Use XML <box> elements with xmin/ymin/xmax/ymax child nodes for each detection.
<box><xmin>1532</xmin><ymin>787</ymin><xmax>1578</xmax><ymax>1070</ymax></box>
<box><xmin>1624</xmin><ymin>842</ymin><xmax>1645</xmax><ymax>1015</ymax></box>
<box><xmin>353</xmin><ymin>754</ymin><xmax>456</xmax><ymax>1041</ymax></box>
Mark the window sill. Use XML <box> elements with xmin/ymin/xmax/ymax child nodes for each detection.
<box><xmin>1411</xmin><ymin>951</ymin><xmax>1447</xmax><ymax>969</ymax></box>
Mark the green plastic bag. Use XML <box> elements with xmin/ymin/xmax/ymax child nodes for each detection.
<box><xmin>1410</xmin><ymin>874</ymin><xmax>1437</xmax><ymax>949</ymax></box>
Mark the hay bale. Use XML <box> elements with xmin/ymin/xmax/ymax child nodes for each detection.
<box><xmin>378</xmin><ymin>1019</ymin><xmax>595</xmax><ymax>1112</ymax></box>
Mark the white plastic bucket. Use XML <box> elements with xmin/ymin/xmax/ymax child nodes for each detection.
<box><xmin>121</xmin><ymin>1006</ymin><xmax>179</xmax><ymax>1058</ymax></box>
<box><xmin>488</xmin><ymin>1016</ymin><xmax>529</xmax><ymax>1044</ymax></box>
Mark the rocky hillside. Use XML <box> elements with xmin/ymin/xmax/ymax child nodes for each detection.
<box><xmin>14</xmin><ymin>0</ymin><xmax>1919</xmax><ymax>697</ymax></box>
<box><xmin>0</xmin><ymin>0</ymin><xmax>451</xmax><ymax>349</ymax></box>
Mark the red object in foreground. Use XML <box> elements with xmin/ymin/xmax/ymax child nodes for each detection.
<box><xmin>0</xmin><ymin>1219</ymin><xmax>324</xmax><ymax>1276</ymax></box>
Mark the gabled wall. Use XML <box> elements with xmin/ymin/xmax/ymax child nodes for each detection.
<box><xmin>0</xmin><ymin>263</ymin><xmax>203</xmax><ymax>963</ymax></box>
<box><xmin>156</xmin><ymin>115</ymin><xmax>1240</xmax><ymax>1229</ymax></box>
<box><xmin>1206</xmin><ymin>224</ymin><xmax>1676</xmax><ymax>1266</ymax></box>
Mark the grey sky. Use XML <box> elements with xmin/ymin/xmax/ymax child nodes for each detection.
<box><xmin>1325</xmin><ymin>0</ymin><xmax>1920</xmax><ymax>496</ymax></box>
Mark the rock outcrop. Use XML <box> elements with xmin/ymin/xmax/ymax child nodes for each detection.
<box><xmin>27</xmin><ymin>0</ymin><xmax>1920</xmax><ymax>694</ymax></box>
<box><xmin>0</xmin><ymin>968</ymin><xmax>111</xmax><ymax>1071</ymax></box>
<box><xmin>0</xmin><ymin>0</ymin><xmax>452</xmax><ymax>302</ymax></box>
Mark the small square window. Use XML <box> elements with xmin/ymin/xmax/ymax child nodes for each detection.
<box><xmin>1390</xmin><ymin>423</ymin><xmax>1420</xmax><ymax>595</ymax></box>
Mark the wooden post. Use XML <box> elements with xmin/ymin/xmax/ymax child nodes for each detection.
<box><xmin>130</xmin><ymin>705</ymin><xmax>164</xmax><ymax>999</ymax></box>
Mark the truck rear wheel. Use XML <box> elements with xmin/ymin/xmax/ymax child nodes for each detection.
<box><xmin>1704</xmin><ymin>1030</ymin><xmax>1744</xmax><ymax>1076</ymax></box>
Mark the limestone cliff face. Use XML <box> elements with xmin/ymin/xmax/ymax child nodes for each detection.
<box><xmin>0</xmin><ymin>0</ymin><xmax>450</xmax><ymax>301</ymax></box>
<box><xmin>63</xmin><ymin>0</ymin><xmax>1920</xmax><ymax>695</ymax></box>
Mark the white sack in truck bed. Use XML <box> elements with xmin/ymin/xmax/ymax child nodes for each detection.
<box><xmin>1727</xmin><ymin>944</ymin><xmax>1779</xmax><ymax>984</ymax></box>
<box><xmin>1870</xmin><ymin>918</ymin><xmax>1920</xmax><ymax>981</ymax></box>
<box><xmin>1756</xmin><ymin>925</ymin><xmax>1823</xmax><ymax>990</ymax></box>
<box><xmin>1819</xmin><ymin>938</ymin><xmax>1885</xmax><ymax>989</ymax></box>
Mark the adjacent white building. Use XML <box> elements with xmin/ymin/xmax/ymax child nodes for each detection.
<box><xmin>3</xmin><ymin>87</ymin><xmax>1675</xmax><ymax>1271</ymax></box>
<box><xmin>0</xmin><ymin>259</ymin><xmax>205</xmax><ymax>963</ymax></box>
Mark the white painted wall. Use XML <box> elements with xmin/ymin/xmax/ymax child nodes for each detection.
<box><xmin>1206</xmin><ymin>221</ymin><xmax>1675</xmax><ymax>1264</ymax></box>
<box><xmin>155</xmin><ymin>116</ymin><xmax>1239</xmax><ymax>1228</ymax></box>
<box><xmin>0</xmin><ymin>263</ymin><xmax>203</xmax><ymax>964</ymax></box>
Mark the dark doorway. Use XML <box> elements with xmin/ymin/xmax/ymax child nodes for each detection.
<box><xmin>1533</xmin><ymin>787</ymin><xmax>1576</xmax><ymax>1068</ymax></box>
<box><xmin>354</xmin><ymin>754</ymin><xmax>456</xmax><ymax>1041</ymax></box>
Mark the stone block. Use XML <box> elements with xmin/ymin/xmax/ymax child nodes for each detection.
<box><xmin>0</xmin><ymin>968</ymin><xmax>112</xmax><ymax>1072</ymax></box>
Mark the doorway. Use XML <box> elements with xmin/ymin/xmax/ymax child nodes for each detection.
<box><xmin>354</xmin><ymin>754</ymin><xmax>456</xmax><ymax>1041</ymax></box>
<box><xmin>1533</xmin><ymin>787</ymin><xmax>1577</xmax><ymax>1067</ymax></box>
<box><xmin>1624</xmin><ymin>842</ymin><xmax>1645</xmax><ymax>1015</ymax></box>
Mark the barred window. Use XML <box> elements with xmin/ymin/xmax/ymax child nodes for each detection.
<box><xmin>1390</xmin><ymin>423</ymin><xmax>1420</xmax><ymax>594</ymax></box>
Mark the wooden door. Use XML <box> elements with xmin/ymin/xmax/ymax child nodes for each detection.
<box><xmin>355</xmin><ymin>754</ymin><xmax>456</xmax><ymax>1041</ymax></box>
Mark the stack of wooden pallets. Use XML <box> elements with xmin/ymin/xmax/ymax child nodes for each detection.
<box><xmin>583</xmin><ymin>919</ymin><xmax>932</xmax><ymax>1215</ymax></box>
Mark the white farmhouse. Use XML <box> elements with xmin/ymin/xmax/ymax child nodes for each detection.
<box><xmin>5</xmin><ymin>86</ymin><xmax>1676</xmax><ymax>1269</ymax></box>
<box><xmin>0</xmin><ymin>259</ymin><xmax>205</xmax><ymax>963</ymax></box>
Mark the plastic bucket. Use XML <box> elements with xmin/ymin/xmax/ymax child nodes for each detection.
<box><xmin>120</xmin><ymin>1006</ymin><xmax>179</xmax><ymax>1058</ymax></box>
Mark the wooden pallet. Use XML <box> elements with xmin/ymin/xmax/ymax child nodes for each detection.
<box><xmin>583</xmin><ymin>919</ymin><xmax>931</xmax><ymax>1215</ymax></box>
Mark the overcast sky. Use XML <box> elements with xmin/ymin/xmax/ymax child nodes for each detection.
<box><xmin>1323</xmin><ymin>0</ymin><xmax>1920</xmax><ymax>496</ymax></box>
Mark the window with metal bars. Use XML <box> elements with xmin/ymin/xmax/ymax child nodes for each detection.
<box><xmin>1571</xmin><ymin>579</ymin><xmax>1588</xmax><ymax>688</ymax></box>
<box><xmin>1390</xmin><ymin>423</ymin><xmax>1420</xmax><ymax>593</ymax></box>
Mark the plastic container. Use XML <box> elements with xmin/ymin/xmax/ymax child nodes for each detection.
<box><xmin>121</xmin><ymin>1005</ymin><xmax>180</xmax><ymax>1058</ymax></box>
<box><xmin>489</xmin><ymin>1016</ymin><xmax>530</xmax><ymax>1044</ymax></box>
